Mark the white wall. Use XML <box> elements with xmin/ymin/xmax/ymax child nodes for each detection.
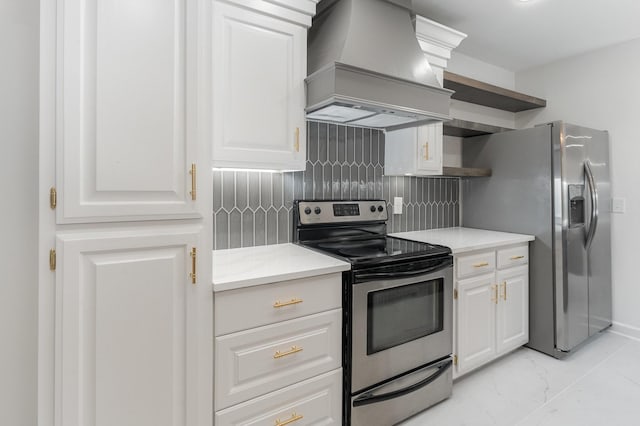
<box><xmin>0</xmin><ymin>0</ymin><xmax>39</xmax><ymax>424</ymax></box>
<box><xmin>515</xmin><ymin>38</ymin><xmax>640</xmax><ymax>337</ymax></box>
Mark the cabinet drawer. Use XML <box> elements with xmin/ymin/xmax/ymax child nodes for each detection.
<box><xmin>456</xmin><ymin>251</ymin><xmax>496</xmax><ymax>278</ymax></box>
<box><xmin>215</xmin><ymin>369</ymin><xmax>342</xmax><ymax>426</ymax></box>
<box><xmin>215</xmin><ymin>309</ymin><xmax>342</xmax><ymax>410</ymax></box>
<box><xmin>215</xmin><ymin>273</ymin><xmax>342</xmax><ymax>336</ymax></box>
<box><xmin>497</xmin><ymin>245</ymin><xmax>529</xmax><ymax>269</ymax></box>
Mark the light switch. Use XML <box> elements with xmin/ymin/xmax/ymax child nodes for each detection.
<box><xmin>612</xmin><ymin>198</ymin><xmax>626</xmax><ymax>213</ymax></box>
<box><xmin>393</xmin><ymin>197</ymin><xmax>403</xmax><ymax>215</ymax></box>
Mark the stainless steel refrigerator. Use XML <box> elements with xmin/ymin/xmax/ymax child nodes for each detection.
<box><xmin>462</xmin><ymin>121</ymin><xmax>611</xmax><ymax>359</ymax></box>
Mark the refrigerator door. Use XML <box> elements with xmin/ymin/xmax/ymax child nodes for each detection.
<box><xmin>584</xmin><ymin>130</ymin><xmax>612</xmax><ymax>335</ymax></box>
<box><xmin>554</xmin><ymin>122</ymin><xmax>590</xmax><ymax>352</ymax></box>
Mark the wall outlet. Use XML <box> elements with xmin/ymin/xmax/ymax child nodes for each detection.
<box><xmin>612</xmin><ymin>198</ymin><xmax>626</xmax><ymax>213</ymax></box>
<box><xmin>393</xmin><ymin>197</ymin><xmax>403</xmax><ymax>215</ymax></box>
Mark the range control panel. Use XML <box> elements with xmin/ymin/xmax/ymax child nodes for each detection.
<box><xmin>297</xmin><ymin>200</ymin><xmax>388</xmax><ymax>225</ymax></box>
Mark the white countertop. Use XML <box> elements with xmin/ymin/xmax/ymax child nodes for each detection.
<box><xmin>391</xmin><ymin>227</ymin><xmax>534</xmax><ymax>254</ymax></box>
<box><xmin>212</xmin><ymin>243</ymin><xmax>350</xmax><ymax>292</ymax></box>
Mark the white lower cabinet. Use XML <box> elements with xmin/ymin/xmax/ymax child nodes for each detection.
<box><xmin>454</xmin><ymin>244</ymin><xmax>529</xmax><ymax>378</ymax></box>
<box><xmin>214</xmin><ymin>273</ymin><xmax>343</xmax><ymax>424</ymax></box>
<box><xmin>55</xmin><ymin>226</ymin><xmax>202</xmax><ymax>426</ymax></box>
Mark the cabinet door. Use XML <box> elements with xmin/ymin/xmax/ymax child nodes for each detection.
<box><xmin>55</xmin><ymin>226</ymin><xmax>201</xmax><ymax>426</ymax></box>
<box><xmin>57</xmin><ymin>0</ymin><xmax>200</xmax><ymax>223</ymax></box>
<box><xmin>211</xmin><ymin>1</ymin><xmax>306</xmax><ymax>170</ymax></box>
<box><xmin>416</xmin><ymin>122</ymin><xmax>443</xmax><ymax>175</ymax></box>
<box><xmin>456</xmin><ymin>273</ymin><xmax>496</xmax><ymax>375</ymax></box>
<box><xmin>496</xmin><ymin>266</ymin><xmax>529</xmax><ymax>355</ymax></box>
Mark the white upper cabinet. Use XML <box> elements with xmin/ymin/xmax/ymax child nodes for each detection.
<box><xmin>211</xmin><ymin>0</ymin><xmax>313</xmax><ymax>171</ymax></box>
<box><xmin>385</xmin><ymin>123</ymin><xmax>443</xmax><ymax>176</ymax></box>
<box><xmin>57</xmin><ymin>0</ymin><xmax>201</xmax><ymax>223</ymax></box>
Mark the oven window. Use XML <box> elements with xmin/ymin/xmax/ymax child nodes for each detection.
<box><xmin>367</xmin><ymin>279</ymin><xmax>444</xmax><ymax>355</ymax></box>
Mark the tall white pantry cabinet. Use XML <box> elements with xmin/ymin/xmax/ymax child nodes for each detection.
<box><xmin>39</xmin><ymin>1</ymin><xmax>212</xmax><ymax>425</ymax></box>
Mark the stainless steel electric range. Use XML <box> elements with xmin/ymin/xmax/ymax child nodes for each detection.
<box><xmin>293</xmin><ymin>200</ymin><xmax>454</xmax><ymax>426</ymax></box>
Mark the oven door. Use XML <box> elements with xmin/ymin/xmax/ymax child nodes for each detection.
<box><xmin>351</xmin><ymin>256</ymin><xmax>453</xmax><ymax>393</ymax></box>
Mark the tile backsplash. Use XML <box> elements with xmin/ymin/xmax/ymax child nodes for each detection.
<box><xmin>213</xmin><ymin>121</ymin><xmax>460</xmax><ymax>250</ymax></box>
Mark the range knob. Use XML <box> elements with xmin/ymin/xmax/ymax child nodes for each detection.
<box><xmin>377</xmin><ymin>205</ymin><xmax>384</xmax><ymax>212</ymax></box>
<box><xmin>304</xmin><ymin>207</ymin><xmax>312</xmax><ymax>215</ymax></box>
<box><xmin>370</xmin><ymin>205</ymin><xmax>377</xmax><ymax>212</ymax></box>
<box><xmin>314</xmin><ymin>207</ymin><xmax>322</xmax><ymax>215</ymax></box>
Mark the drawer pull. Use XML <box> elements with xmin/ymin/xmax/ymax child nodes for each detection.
<box><xmin>473</xmin><ymin>262</ymin><xmax>489</xmax><ymax>268</ymax></box>
<box><xmin>275</xmin><ymin>412</ymin><xmax>303</xmax><ymax>426</ymax></box>
<box><xmin>510</xmin><ymin>255</ymin><xmax>525</xmax><ymax>260</ymax></box>
<box><xmin>273</xmin><ymin>346</ymin><xmax>303</xmax><ymax>359</ymax></box>
<box><xmin>502</xmin><ymin>281</ymin><xmax>507</xmax><ymax>301</ymax></box>
<box><xmin>273</xmin><ymin>298</ymin><xmax>303</xmax><ymax>308</ymax></box>
<box><xmin>491</xmin><ymin>284</ymin><xmax>498</xmax><ymax>304</ymax></box>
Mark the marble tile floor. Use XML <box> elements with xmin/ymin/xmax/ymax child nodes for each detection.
<box><xmin>400</xmin><ymin>331</ymin><xmax>640</xmax><ymax>425</ymax></box>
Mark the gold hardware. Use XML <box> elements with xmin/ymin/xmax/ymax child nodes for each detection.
<box><xmin>510</xmin><ymin>255</ymin><xmax>525</xmax><ymax>260</ymax></box>
<box><xmin>275</xmin><ymin>413</ymin><xmax>303</xmax><ymax>426</ymax></box>
<box><xmin>49</xmin><ymin>249</ymin><xmax>56</xmax><ymax>271</ymax></box>
<box><xmin>273</xmin><ymin>345</ymin><xmax>303</xmax><ymax>359</ymax></box>
<box><xmin>502</xmin><ymin>280</ymin><xmax>507</xmax><ymax>301</ymax></box>
<box><xmin>491</xmin><ymin>284</ymin><xmax>498</xmax><ymax>304</ymax></box>
<box><xmin>273</xmin><ymin>298</ymin><xmax>303</xmax><ymax>308</ymax></box>
<box><xmin>423</xmin><ymin>142</ymin><xmax>429</xmax><ymax>160</ymax></box>
<box><xmin>189</xmin><ymin>247</ymin><xmax>197</xmax><ymax>284</ymax></box>
<box><xmin>294</xmin><ymin>127</ymin><xmax>300</xmax><ymax>152</ymax></box>
<box><xmin>453</xmin><ymin>355</ymin><xmax>458</xmax><ymax>366</ymax></box>
<box><xmin>453</xmin><ymin>289</ymin><xmax>458</xmax><ymax>300</ymax></box>
<box><xmin>189</xmin><ymin>163</ymin><xmax>196</xmax><ymax>201</ymax></box>
<box><xmin>473</xmin><ymin>262</ymin><xmax>489</xmax><ymax>268</ymax></box>
<box><xmin>49</xmin><ymin>187</ymin><xmax>57</xmax><ymax>209</ymax></box>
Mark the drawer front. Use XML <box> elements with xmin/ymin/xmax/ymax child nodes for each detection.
<box><xmin>497</xmin><ymin>245</ymin><xmax>529</xmax><ymax>269</ymax></box>
<box><xmin>457</xmin><ymin>251</ymin><xmax>496</xmax><ymax>279</ymax></box>
<box><xmin>215</xmin><ymin>309</ymin><xmax>342</xmax><ymax>410</ymax></box>
<box><xmin>215</xmin><ymin>369</ymin><xmax>342</xmax><ymax>426</ymax></box>
<box><xmin>215</xmin><ymin>273</ymin><xmax>342</xmax><ymax>336</ymax></box>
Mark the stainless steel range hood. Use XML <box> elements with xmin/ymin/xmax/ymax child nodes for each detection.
<box><xmin>306</xmin><ymin>0</ymin><xmax>452</xmax><ymax>131</ymax></box>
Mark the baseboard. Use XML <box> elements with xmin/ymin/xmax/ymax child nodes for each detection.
<box><xmin>610</xmin><ymin>321</ymin><xmax>640</xmax><ymax>342</ymax></box>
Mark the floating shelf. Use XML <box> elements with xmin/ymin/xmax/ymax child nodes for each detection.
<box><xmin>444</xmin><ymin>71</ymin><xmax>547</xmax><ymax>112</ymax></box>
<box><xmin>443</xmin><ymin>118</ymin><xmax>514</xmax><ymax>138</ymax></box>
<box><xmin>442</xmin><ymin>166</ymin><xmax>492</xmax><ymax>178</ymax></box>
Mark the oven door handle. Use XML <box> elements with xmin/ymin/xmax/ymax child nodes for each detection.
<box><xmin>352</xmin><ymin>358</ymin><xmax>452</xmax><ymax>407</ymax></box>
<box><xmin>354</xmin><ymin>259</ymin><xmax>452</xmax><ymax>283</ymax></box>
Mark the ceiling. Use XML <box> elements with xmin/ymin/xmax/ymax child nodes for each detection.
<box><xmin>412</xmin><ymin>0</ymin><xmax>640</xmax><ymax>71</ymax></box>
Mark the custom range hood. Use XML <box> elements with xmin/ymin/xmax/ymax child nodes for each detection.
<box><xmin>306</xmin><ymin>0</ymin><xmax>453</xmax><ymax>131</ymax></box>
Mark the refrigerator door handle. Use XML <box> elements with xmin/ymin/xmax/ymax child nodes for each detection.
<box><xmin>584</xmin><ymin>160</ymin><xmax>599</xmax><ymax>250</ymax></box>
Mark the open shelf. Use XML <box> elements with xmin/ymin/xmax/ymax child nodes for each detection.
<box><xmin>442</xmin><ymin>166</ymin><xmax>492</xmax><ymax>177</ymax></box>
<box><xmin>444</xmin><ymin>71</ymin><xmax>547</xmax><ymax>112</ymax></box>
<box><xmin>443</xmin><ymin>118</ymin><xmax>513</xmax><ymax>138</ymax></box>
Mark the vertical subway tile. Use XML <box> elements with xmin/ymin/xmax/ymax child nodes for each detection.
<box><xmin>359</xmin><ymin>164</ymin><xmax>367</xmax><ymax>198</ymax></box>
<box><xmin>411</xmin><ymin>177</ymin><xmax>418</xmax><ymax>203</ymax></box>
<box><xmin>328</xmin><ymin>124</ymin><xmax>338</xmax><ymax>163</ymax></box>
<box><xmin>260</xmin><ymin>172</ymin><xmax>272</xmax><ymax>207</ymax></box>
<box><xmin>248</xmin><ymin>172</ymin><xmax>261</xmax><ymax>210</ymax></box>
<box><xmin>413</xmin><ymin>204</ymin><xmax>421</xmax><ymax>230</ymax></box>
<box><xmin>434</xmin><ymin>178</ymin><xmax>442</xmax><ymax>201</ymax></box>
<box><xmin>346</xmin><ymin>127</ymin><xmax>355</xmax><ymax>164</ymax></box>
<box><xmin>318</xmin><ymin>122</ymin><xmax>328</xmax><ymax>163</ymax></box>
<box><xmin>215</xmin><ymin>210</ymin><xmax>229</xmax><ymax>250</ymax></box>
<box><xmin>242</xmin><ymin>210</ymin><xmax>254</xmax><ymax>247</ymax></box>
<box><xmin>363</xmin><ymin>128</ymin><xmax>371</xmax><ymax>165</ymax></box>
<box><xmin>396</xmin><ymin>176</ymin><xmax>405</xmax><ymax>199</ymax></box>
<box><xmin>341</xmin><ymin>164</ymin><xmax>350</xmax><ymax>200</ymax></box>
<box><xmin>375</xmin><ymin>166</ymin><xmax>384</xmax><ymax>199</ymax></box>
<box><xmin>293</xmin><ymin>171</ymin><xmax>304</xmax><ymax>200</ymax></box>
<box><xmin>254</xmin><ymin>208</ymin><xmax>266</xmax><ymax>246</ymax></box>
<box><xmin>371</xmin><ymin>130</ymin><xmax>380</xmax><ymax>166</ymax></box>
<box><xmin>367</xmin><ymin>165</ymin><xmax>375</xmax><ymax>199</ymax></box>
<box><xmin>337</xmin><ymin>125</ymin><xmax>346</xmax><ymax>164</ymax></box>
<box><xmin>419</xmin><ymin>204</ymin><xmax>427</xmax><ymax>230</ymax></box>
<box><xmin>277</xmin><ymin>208</ymin><xmax>290</xmax><ymax>244</ymax></box>
<box><xmin>272</xmin><ymin>172</ymin><xmax>283</xmax><ymax>208</ymax></box>
<box><xmin>236</xmin><ymin>172</ymin><xmax>248</xmax><ymax>210</ymax></box>
<box><xmin>308</xmin><ymin>121</ymin><xmax>319</xmax><ymax>163</ymax></box>
<box><xmin>416</xmin><ymin>178</ymin><xmax>424</xmax><ymax>203</ymax></box>
<box><xmin>406</xmin><ymin>206</ymin><xmax>414</xmax><ymax>233</ymax></box>
<box><xmin>350</xmin><ymin>164</ymin><xmax>359</xmax><ymax>199</ymax></box>
<box><xmin>303</xmin><ymin>165</ymin><xmax>314</xmax><ymax>199</ymax></box>
<box><xmin>379</xmin><ymin>131</ymin><xmax>386</xmax><ymax>166</ymax></box>
<box><xmin>314</xmin><ymin>164</ymin><xmax>323</xmax><ymax>199</ymax></box>
<box><xmin>332</xmin><ymin>164</ymin><xmax>341</xmax><ymax>199</ymax></box>
<box><xmin>323</xmin><ymin>164</ymin><xmax>332</xmax><ymax>199</ymax></box>
<box><xmin>354</xmin><ymin>127</ymin><xmax>363</xmax><ymax>164</ymax></box>
<box><xmin>222</xmin><ymin>171</ymin><xmax>235</xmax><ymax>211</ymax></box>
<box><xmin>213</xmin><ymin>170</ymin><xmax>223</xmax><ymax>212</ymax></box>
<box><xmin>283</xmin><ymin>172</ymin><xmax>294</xmax><ymax>208</ymax></box>
<box><xmin>229</xmin><ymin>209</ymin><xmax>242</xmax><ymax>249</ymax></box>
<box><xmin>267</xmin><ymin>208</ymin><xmax>278</xmax><ymax>245</ymax></box>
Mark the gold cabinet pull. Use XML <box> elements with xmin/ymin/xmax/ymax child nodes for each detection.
<box><xmin>491</xmin><ymin>284</ymin><xmax>498</xmax><ymax>304</ymax></box>
<box><xmin>273</xmin><ymin>345</ymin><xmax>303</xmax><ymax>359</ymax></box>
<box><xmin>423</xmin><ymin>142</ymin><xmax>429</xmax><ymax>160</ymax></box>
<box><xmin>275</xmin><ymin>412</ymin><xmax>303</xmax><ymax>426</ymax></box>
<box><xmin>273</xmin><ymin>298</ymin><xmax>303</xmax><ymax>308</ymax></box>
<box><xmin>49</xmin><ymin>249</ymin><xmax>56</xmax><ymax>271</ymax></box>
<box><xmin>294</xmin><ymin>127</ymin><xmax>300</xmax><ymax>152</ymax></box>
<box><xmin>502</xmin><ymin>281</ymin><xmax>507</xmax><ymax>301</ymax></box>
<box><xmin>473</xmin><ymin>262</ymin><xmax>489</xmax><ymax>268</ymax></box>
<box><xmin>189</xmin><ymin>163</ymin><xmax>196</xmax><ymax>201</ymax></box>
<box><xmin>510</xmin><ymin>255</ymin><xmax>525</xmax><ymax>260</ymax></box>
<box><xmin>49</xmin><ymin>187</ymin><xmax>57</xmax><ymax>209</ymax></box>
<box><xmin>189</xmin><ymin>247</ymin><xmax>197</xmax><ymax>284</ymax></box>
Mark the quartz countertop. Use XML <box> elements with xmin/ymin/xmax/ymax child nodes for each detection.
<box><xmin>390</xmin><ymin>227</ymin><xmax>534</xmax><ymax>254</ymax></box>
<box><xmin>212</xmin><ymin>243</ymin><xmax>350</xmax><ymax>292</ymax></box>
